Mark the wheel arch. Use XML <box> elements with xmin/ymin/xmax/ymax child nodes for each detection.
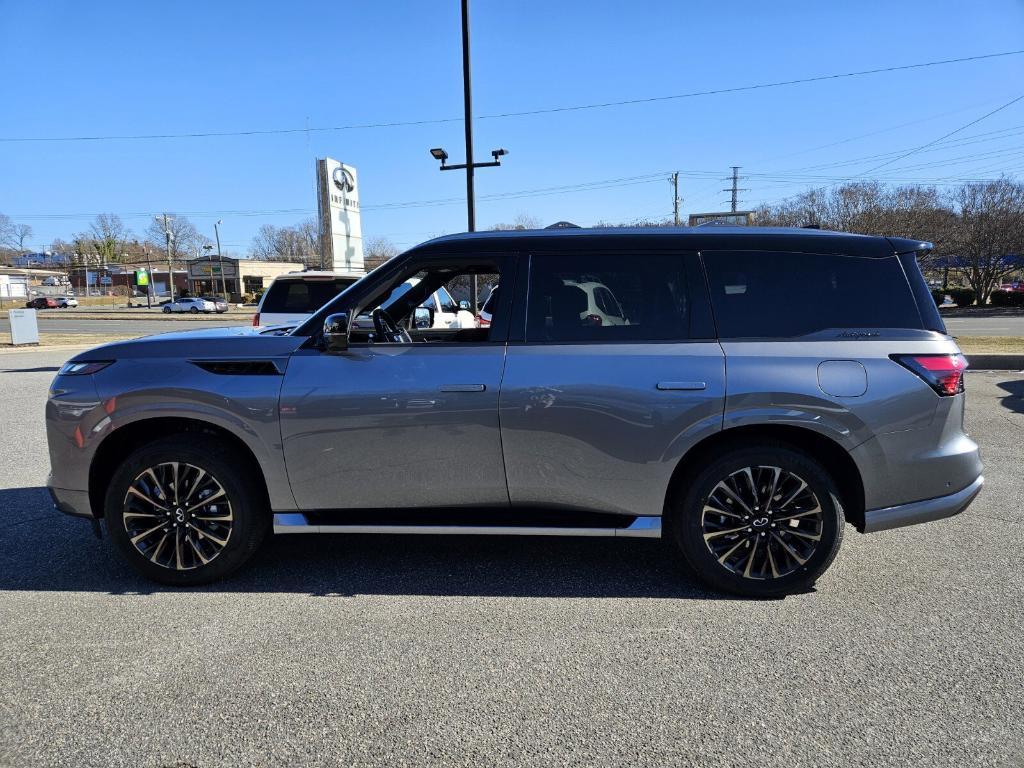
<box><xmin>664</xmin><ymin>424</ymin><xmax>866</xmax><ymax>531</ymax></box>
<box><xmin>88</xmin><ymin>417</ymin><xmax>271</xmax><ymax>519</ymax></box>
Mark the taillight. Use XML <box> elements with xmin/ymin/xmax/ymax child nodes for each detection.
<box><xmin>476</xmin><ymin>314</ymin><xmax>490</xmax><ymax>328</ymax></box>
<box><xmin>891</xmin><ymin>353</ymin><xmax>967</xmax><ymax>396</ymax></box>
<box><xmin>252</xmin><ymin>313</ymin><xmax>260</xmax><ymax>327</ymax></box>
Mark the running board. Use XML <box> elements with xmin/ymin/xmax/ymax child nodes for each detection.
<box><xmin>272</xmin><ymin>513</ymin><xmax>661</xmax><ymax>538</ymax></box>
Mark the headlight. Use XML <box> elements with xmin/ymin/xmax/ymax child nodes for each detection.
<box><xmin>58</xmin><ymin>360</ymin><xmax>114</xmax><ymax>376</ymax></box>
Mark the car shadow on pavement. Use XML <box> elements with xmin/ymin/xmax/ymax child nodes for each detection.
<box><xmin>996</xmin><ymin>378</ymin><xmax>1024</xmax><ymax>414</ymax></box>
<box><xmin>0</xmin><ymin>487</ymin><xmax>731</xmax><ymax>600</ymax></box>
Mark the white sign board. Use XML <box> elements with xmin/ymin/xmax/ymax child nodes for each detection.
<box><xmin>9</xmin><ymin>308</ymin><xmax>39</xmax><ymax>345</ymax></box>
<box><xmin>317</xmin><ymin>157</ymin><xmax>365</xmax><ymax>273</ymax></box>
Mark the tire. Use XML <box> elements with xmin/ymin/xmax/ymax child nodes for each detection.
<box><xmin>162</xmin><ymin>306</ymin><xmax>171</xmax><ymax>313</ymax></box>
<box><xmin>668</xmin><ymin>442</ymin><xmax>844</xmax><ymax>598</ymax></box>
<box><xmin>189</xmin><ymin>307</ymin><xmax>199</xmax><ymax>314</ymax></box>
<box><xmin>104</xmin><ymin>435</ymin><xmax>270</xmax><ymax>586</ymax></box>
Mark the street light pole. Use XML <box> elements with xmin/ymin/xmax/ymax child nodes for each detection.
<box><xmin>428</xmin><ymin>0</ymin><xmax>508</xmax><ymax>314</ymax></box>
<box><xmin>461</xmin><ymin>0</ymin><xmax>475</xmax><ymax>234</ymax></box>
<box><xmin>214</xmin><ymin>219</ymin><xmax>228</xmax><ymax>300</ymax></box>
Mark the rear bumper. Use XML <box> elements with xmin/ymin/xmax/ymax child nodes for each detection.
<box><xmin>862</xmin><ymin>475</ymin><xmax>983</xmax><ymax>533</ymax></box>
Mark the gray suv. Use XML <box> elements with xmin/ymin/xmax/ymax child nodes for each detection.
<box><xmin>45</xmin><ymin>227</ymin><xmax>983</xmax><ymax>597</ymax></box>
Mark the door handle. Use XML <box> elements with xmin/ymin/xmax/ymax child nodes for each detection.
<box><xmin>439</xmin><ymin>384</ymin><xmax>487</xmax><ymax>392</ymax></box>
<box><xmin>657</xmin><ymin>381</ymin><xmax>707</xmax><ymax>391</ymax></box>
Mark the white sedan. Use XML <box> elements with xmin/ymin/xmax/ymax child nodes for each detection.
<box><xmin>162</xmin><ymin>297</ymin><xmax>217</xmax><ymax>314</ymax></box>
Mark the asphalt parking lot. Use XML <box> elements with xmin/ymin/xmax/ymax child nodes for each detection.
<box><xmin>0</xmin><ymin>348</ymin><xmax>1021</xmax><ymax>768</ymax></box>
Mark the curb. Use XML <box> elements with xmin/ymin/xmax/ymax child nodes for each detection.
<box><xmin>966</xmin><ymin>354</ymin><xmax>1024</xmax><ymax>371</ymax></box>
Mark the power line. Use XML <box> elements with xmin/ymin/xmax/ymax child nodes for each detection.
<box><xmin>2</xmin><ymin>50</ymin><xmax>1022</xmax><ymax>144</ymax></box>
<box><xmin>852</xmin><ymin>93</ymin><xmax>1024</xmax><ymax>177</ymax></box>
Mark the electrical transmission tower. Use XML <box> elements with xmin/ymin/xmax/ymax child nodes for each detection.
<box><xmin>722</xmin><ymin>166</ymin><xmax>748</xmax><ymax>212</ymax></box>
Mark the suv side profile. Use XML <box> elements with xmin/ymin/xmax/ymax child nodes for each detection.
<box><xmin>46</xmin><ymin>227</ymin><xmax>983</xmax><ymax>597</ymax></box>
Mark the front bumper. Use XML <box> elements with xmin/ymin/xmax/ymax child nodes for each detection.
<box><xmin>48</xmin><ymin>484</ymin><xmax>93</xmax><ymax>519</ymax></box>
<box><xmin>863</xmin><ymin>475</ymin><xmax>983</xmax><ymax>533</ymax></box>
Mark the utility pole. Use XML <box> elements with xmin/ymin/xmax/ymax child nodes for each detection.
<box><xmin>669</xmin><ymin>171</ymin><xmax>681</xmax><ymax>226</ymax></box>
<box><xmin>143</xmin><ymin>245</ymin><xmax>153</xmax><ymax>309</ymax></box>
<box><xmin>214</xmin><ymin>219</ymin><xmax>228</xmax><ymax>300</ymax></box>
<box><xmin>162</xmin><ymin>214</ymin><xmax>175</xmax><ymax>302</ymax></box>
<box><xmin>723</xmin><ymin>166</ymin><xmax>747</xmax><ymax>213</ymax></box>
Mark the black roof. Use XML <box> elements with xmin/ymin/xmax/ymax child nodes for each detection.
<box><xmin>412</xmin><ymin>226</ymin><xmax>931</xmax><ymax>258</ymax></box>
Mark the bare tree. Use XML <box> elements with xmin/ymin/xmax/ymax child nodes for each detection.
<box><xmin>488</xmin><ymin>213</ymin><xmax>542</xmax><ymax>231</ymax></box>
<box><xmin>144</xmin><ymin>215</ymin><xmax>206</xmax><ymax>261</ymax></box>
<box><xmin>10</xmin><ymin>223</ymin><xmax>32</xmax><ymax>252</ymax></box>
<box><xmin>82</xmin><ymin>213</ymin><xmax>132</xmax><ymax>265</ymax></box>
<box><xmin>754</xmin><ymin>182</ymin><xmax>956</xmax><ymax>272</ymax></box>
<box><xmin>948</xmin><ymin>179</ymin><xmax>1024</xmax><ymax>304</ymax></box>
<box><xmin>364</xmin><ymin>237</ymin><xmax>400</xmax><ymax>271</ymax></box>
<box><xmin>249</xmin><ymin>220</ymin><xmax>320</xmax><ymax>268</ymax></box>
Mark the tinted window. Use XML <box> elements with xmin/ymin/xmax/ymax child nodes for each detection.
<box><xmin>527</xmin><ymin>253</ymin><xmax>689</xmax><ymax>342</ymax></box>
<box><xmin>261</xmin><ymin>278</ymin><xmax>357</xmax><ymax>314</ymax></box>
<box><xmin>704</xmin><ymin>251</ymin><xmax>923</xmax><ymax>338</ymax></box>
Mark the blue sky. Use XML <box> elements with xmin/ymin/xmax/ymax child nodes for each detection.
<box><xmin>2</xmin><ymin>0</ymin><xmax>1023</xmax><ymax>255</ymax></box>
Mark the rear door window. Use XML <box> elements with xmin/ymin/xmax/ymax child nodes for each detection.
<box><xmin>261</xmin><ymin>278</ymin><xmax>357</xmax><ymax>314</ymax></box>
<box><xmin>526</xmin><ymin>252</ymin><xmax>690</xmax><ymax>342</ymax></box>
<box><xmin>703</xmin><ymin>250</ymin><xmax>923</xmax><ymax>338</ymax></box>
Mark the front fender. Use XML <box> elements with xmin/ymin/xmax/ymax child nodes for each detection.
<box><xmin>88</xmin><ymin>359</ymin><xmax>296</xmax><ymax>512</ymax></box>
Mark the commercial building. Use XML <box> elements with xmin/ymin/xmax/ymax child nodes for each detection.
<box><xmin>186</xmin><ymin>257</ymin><xmax>308</xmax><ymax>300</ymax></box>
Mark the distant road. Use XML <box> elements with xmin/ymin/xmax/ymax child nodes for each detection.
<box><xmin>1</xmin><ymin>314</ymin><xmax>1021</xmax><ymax>338</ymax></box>
<box><xmin>0</xmin><ymin>317</ymin><xmax>245</xmax><ymax>336</ymax></box>
<box><xmin>944</xmin><ymin>316</ymin><xmax>1024</xmax><ymax>337</ymax></box>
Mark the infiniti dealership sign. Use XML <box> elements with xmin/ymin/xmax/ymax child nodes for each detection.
<box><xmin>317</xmin><ymin>157</ymin><xmax>364</xmax><ymax>272</ymax></box>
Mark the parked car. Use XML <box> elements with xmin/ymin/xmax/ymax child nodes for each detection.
<box><xmin>162</xmin><ymin>297</ymin><xmax>217</xmax><ymax>314</ymax></box>
<box><xmin>25</xmin><ymin>297</ymin><xmax>57</xmax><ymax>309</ymax></box>
<box><xmin>46</xmin><ymin>227</ymin><xmax>982</xmax><ymax>597</ymax></box>
<box><xmin>253</xmin><ymin>272</ymin><xmax>365</xmax><ymax>328</ymax></box>
<box><xmin>198</xmin><ymin>296</ymin><xmax>229</xmax><ymax>313</ymax></box>
<box><xmin>54</xmin><ymin>296</ymin><xmax>78</xmax><ymax>308</ymax></box>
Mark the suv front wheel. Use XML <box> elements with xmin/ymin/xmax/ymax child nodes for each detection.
<box><xmin>104</xmin><ymin>435</ymin><xmax>269</xmax><ymax>585</ymax></box>
<box><xmin>670</xmin><ymin>443</ymin><xmax>844</xmax><ymax>598</ymax></box>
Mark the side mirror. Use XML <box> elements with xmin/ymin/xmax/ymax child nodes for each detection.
<box><xmin>413</xmin><ymin>306</ymin><xmax>434</xmax><ymax>329</ymax></box>
<box><xmin>459</xmin><ymin>300</ymin><xmax>471</xmax><ymax>311</ymax></box>
<box><xmin>323</xmin><ymin>312</ymin><xmax>349</xmax><ymax>352</ymax></box>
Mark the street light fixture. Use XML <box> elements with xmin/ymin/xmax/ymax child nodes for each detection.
<box><xmin>430</xmin><ymin>147</ymin><xmax>449</xmax><ymax>163</ymax></box>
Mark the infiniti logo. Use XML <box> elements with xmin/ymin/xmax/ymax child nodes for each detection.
<box><xmin>752</xmin><ymin>516</ymin><xmax>769</xmax><ymax>528</ymax></box>
<box><xmin>174</xmin><ymin>508</ymin><xmax>186</xmax><ymax>523</ymax></box>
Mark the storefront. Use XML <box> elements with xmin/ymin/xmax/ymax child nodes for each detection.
<box><xmin>186</xmin><ymin>257</ymin><xmax>307</xmax><ymax>301</ymax></box>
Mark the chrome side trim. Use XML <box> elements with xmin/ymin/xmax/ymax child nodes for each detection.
<box><xmin>862</xmin><ymin>475</ymin><xmax>983</xmax><ymax>534</ymax></box>
<box><xmin>272</xmin><ymin>513</ymin><xmax>662</xmax><ymax>538</ymax></box>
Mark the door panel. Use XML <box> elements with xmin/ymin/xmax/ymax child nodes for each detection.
<box><xmin>280</xmin><ymin>345</ymin><xmax>509</xmax><ymax>510</ymax></box>
<box><xmin>498</xmin><ymin>342</ymin><xmax>725</xmax><ymax>517</ymax></box>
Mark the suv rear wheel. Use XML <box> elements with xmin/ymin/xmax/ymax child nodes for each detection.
<box><xmin>670</xmin><ymin>443</ymin><xmax>844</xmax><ymax>597</ymax></box>
<box><xmin>104</xmin><ymin>435</ymin><xmax>269</xmax><ymax>585</ymax></box>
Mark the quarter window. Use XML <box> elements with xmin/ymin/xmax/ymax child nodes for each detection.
<box><xmin>703</xmin><ymin>251</ymin><xmax>923</xmax><ymax>338</ymax></box>
<box><xmin>526</xmin><ymin>253</ymin><xmax>690</xmax><ymax>342</ymax></box>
